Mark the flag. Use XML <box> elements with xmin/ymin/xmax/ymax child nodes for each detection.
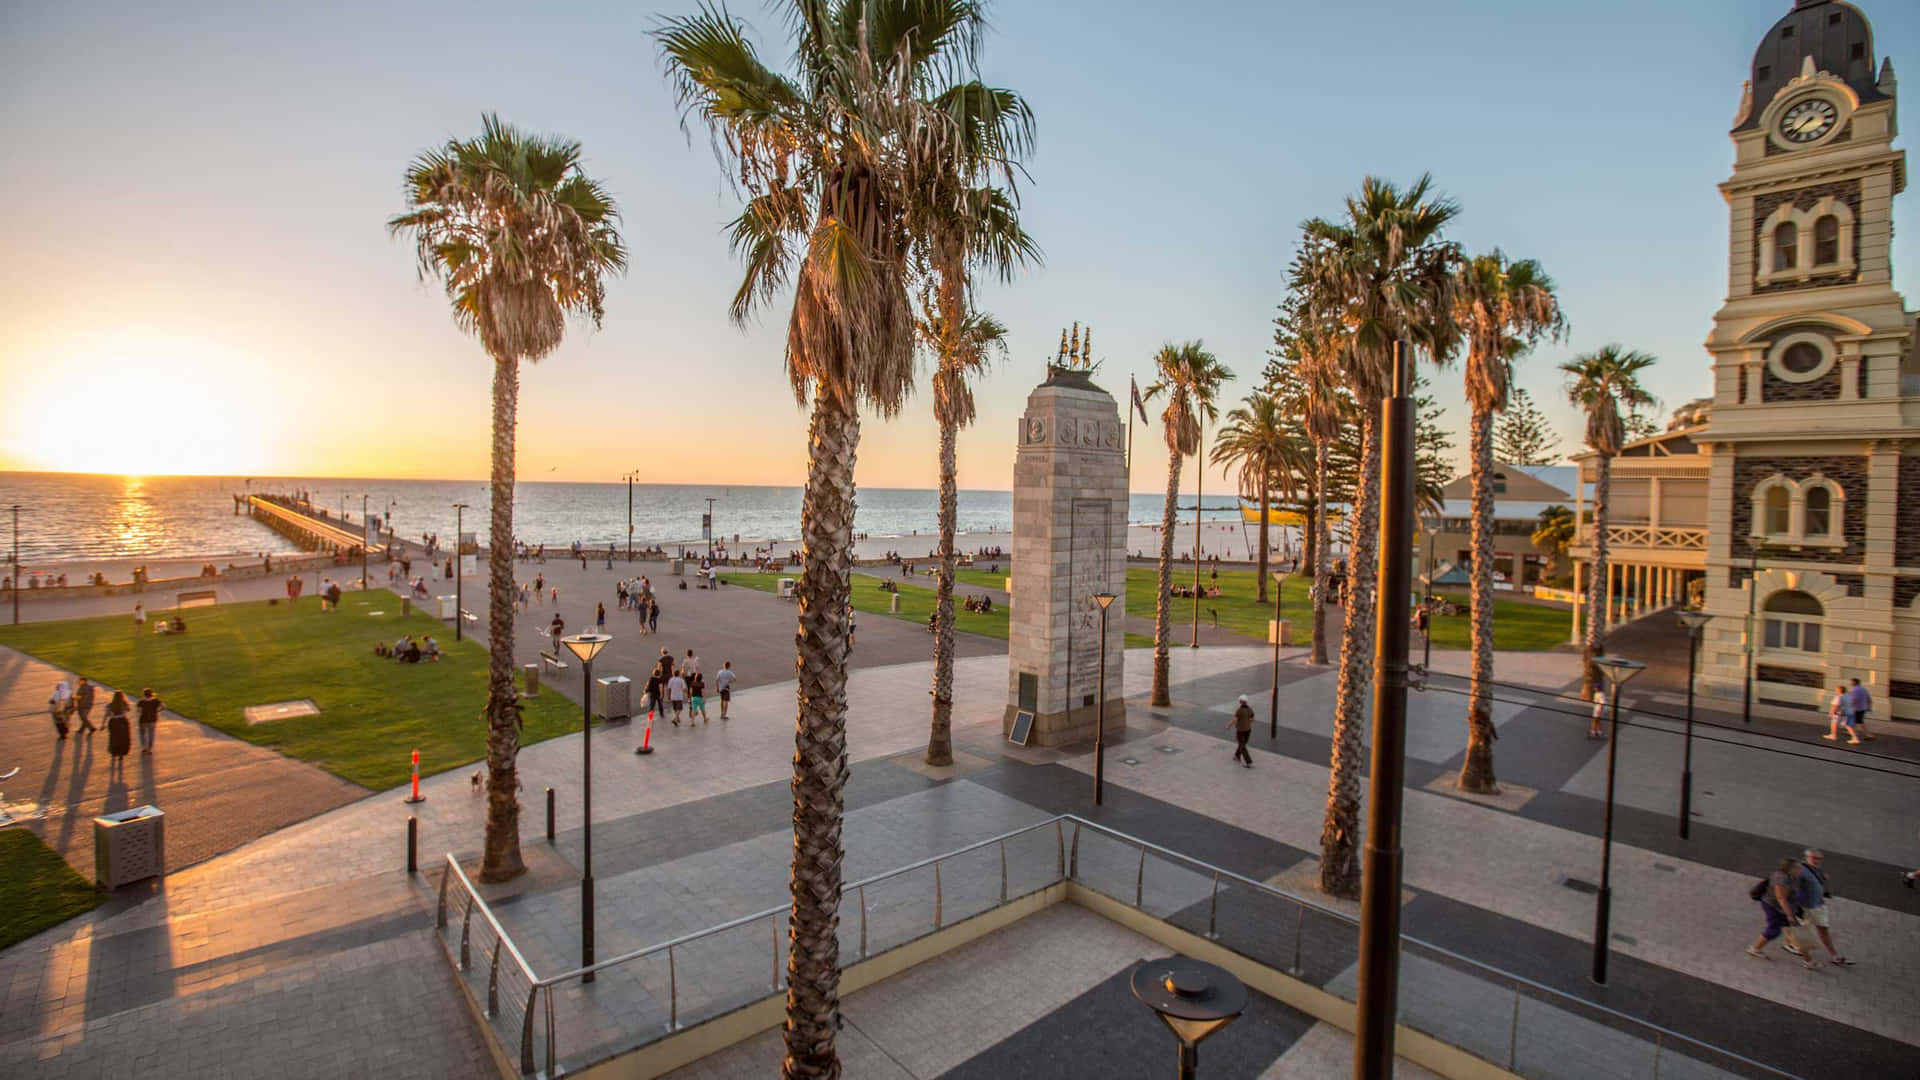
<box><xmin>1129</xmin><ymin>375</ymin><xmax>1149</xmax><ymax>424</ymax></box>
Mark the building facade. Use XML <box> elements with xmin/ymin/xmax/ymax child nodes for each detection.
<box><xmin>1424</xmin><ymin>463</ymin><xmax>1575</xmax><ymax>590</ymax></box>
<box><xmin>1573</xmin><ymin>0</ymin><xmax>1920</xmax><ymax>721</ymax></box>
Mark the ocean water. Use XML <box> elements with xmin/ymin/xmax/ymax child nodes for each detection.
<box><xmin>0</xmin><ymin>472</ymin><xmax>1246</xmax><ymax>563</ymax></box>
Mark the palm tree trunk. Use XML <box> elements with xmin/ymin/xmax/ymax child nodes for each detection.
<box><xmin>1255</xmin><ymin>481</ymin><xmax>1270</xmax><ymax>604</ymax></box>
<box><xmin>479</xmin><ymin>353</ymin><xmax>526</xmax><ymax>884</ymax></box>
<box><xmin>1310</xmin><ymin>440</ymin><xmax>1330</xmax><ymax>667</ymax></box>
<box><xmin>1581</xmin><ymin>454</ymin><xmax>1611</xmax><ymax>700</ymax></box>
<box><xmin>1320</xmin><ymin>407</ymin><xmax>1379</xmax><ymax>899</ymax></box>
<box><xmin>1458</xmin><ymin>405</ymin><xmax>1498</xmax><ymax>792</ymax></box>
<box><xmin>925</xmin><ymin>406</ymin><xmax>959</xmax><ymax>766</ymax></box>
<box><xmin>1151</xmin><ymin>449</ymin><xmax>1181</xmax><ymax>707</ymax></box>
<box><xmin>783</xmin><ymin>388</ymin><xmax>858</xmax><ymax>1080</ymax></box>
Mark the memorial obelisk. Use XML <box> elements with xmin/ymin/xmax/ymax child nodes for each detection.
<box><xmin>1006</xmin><ymin>325</ymin><xmax>1127</xmax><ymax>746</ymax></box>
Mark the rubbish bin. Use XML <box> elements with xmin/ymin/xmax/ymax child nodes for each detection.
<box><xmin>522</xmin><ymin>663</ymin><xmax>541</xmax><ymax>696</ymax></box>
<box><xmin>669</xmin><ymin>558</ymin><xmax>685</xmax><ymax>576</ymax></box>
<box><xmin>94</xmin><ymin>806</ymin><xmax>165</xmax><ymax>889</ymax></box>
<box><xmin>439</xmin><ymin>595</ymin><xmax>457</xmax><ymax>619</ymax></box>
<box><xmin>889</xmin><ymin>593</ymin><xmax>901</xmax><ymax>614</ymax></box>
<box><xmin>595</xmin><ymin>675</ymin><xmax>632</xmax><ymax>722</ymax></box>
<box><xmin>778</xmin><ymin>577</ymin><xmax>796</xmax><ymax>599</ymax></box>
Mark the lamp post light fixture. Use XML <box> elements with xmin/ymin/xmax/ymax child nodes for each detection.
<box><xmin>1588</xmin><ymin>654</ymin><xmax>1645</xmax><ymax>985</ymax></box>
<box><xmin>1269</xmin><ymin>570</ymin><xmax>1287</xmax><ymax>739</ymax></box>
<box><xmin>1674</xmin><ymin>608</ymin><xmax>1711</xmax><ymax>840</ymax></box>
<box><xmin>1093</xmin><ymin>592</ymin><xmax>1117</xmax><ymax>806</ymax></box>
<box><xmin>1131</xmin><ymin>957</ymin><xmax>1247</xmax><ymax>1080</ymax></box>
<box><xmin>560</xmin><ymin>631</ymin><xmax>612</xmax><ymax>982</ymax></box>
<box><xmin>452</xmin><ymin>504</ymin><xmax>469</xmax><ymax>642</ymax></box>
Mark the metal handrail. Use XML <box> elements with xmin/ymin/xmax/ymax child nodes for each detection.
<box><xmin>437</xmin><ymin>813</ymin><xmax>1795</xmax><ymax>1080</ymax></box>
<box><xmin>536</xmin><ymin>815</ymin><xmax>1066</xmax><ymax>986</ymax></box>
<box><xmin>1061</xmin><ymin>816</ymin><xmax>1798</xmax><ymax>1080</ymax></box>
<box><xmin>439</xmin><ymin>854</ymin><xmax>540</xmax><ymax>987</ymax></box>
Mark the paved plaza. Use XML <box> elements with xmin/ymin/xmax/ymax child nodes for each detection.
<box><xmin>0</xmin><ymin>561</ymin><xmax>1916</xmax><ymax>1077</ymax></box>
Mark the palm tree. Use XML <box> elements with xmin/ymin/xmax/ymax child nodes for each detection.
<box><xmin>1211</xmin><ymin>393</ymin><xmax>1294</xmax><ymax>603</ymax></box>
<box><xmin>389</xmin><ymin>115</ymin><xmax>624</xmax><ymax>884</ymax></box>
<box><xmin>655</xmin><ymin>4</ymin><xmax>1024</xmax><ymax>1073</ymax></box>
<box><xmin>1298</xmin><ymin>175</ymin><xmax>1459</xmax><ymax>898</ymax></box>
<box><xmin>1144</xmin><ymin>342</ymin><xmax>1230</xmax><ymax>707</ymax></box>
<box><xmin>1288</xmin><ymin>265</ymin><xmax>1352</xmax><ymax>668</ymax></box>
<box><xmin>1453</xmin><ymin>253</ymin><xmax>1564</xmax><ymax>793</ymax></box>
<box><xmin>1562</xmin><ymin>345</ymin><xmax>1657</xmax><ymax>701</ymax></box>
<box><xmin>921</xmin><ymin>299</ymin><xmax>1012</xmax><ymax>765</ymax></box>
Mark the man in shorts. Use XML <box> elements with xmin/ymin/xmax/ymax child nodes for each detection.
<box><xmin>715</xmin><ymin>661</ymin><xmax>737</xmax><ymax>720</ymax></box>
<box><xmin>1747</xmin><ymin>856</ymin><xmax>1819</xmax><ymax>970</ymax></box>
<box><xmin>1847</xmin><ymin>678</ymin><xmax>1875</xmax><ymax>741</ymax></box>
<box><xmin>1785</xmin><ymin>849</ymin><xmax>1852</xmax><ymax>966</ymax></box>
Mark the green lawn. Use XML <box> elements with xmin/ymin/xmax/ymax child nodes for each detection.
<box><xmin>1425</xmin><ymin>590</ymin><xmax>1570</xmax><ymax>652</ymax></box>
<box><xmin>722</xmin><ymin>570</ymin><xmax>1012</xmax><ymax>640</ymax></box>
<box><xmin>0</xmin><ymin>592</ymin><xmax>580</xmax><ymax>791</ymax></box>
<box><xmin>0</xmin><ymin>830</ymin><xmax>102</xmax><ymax>950</ymax></box>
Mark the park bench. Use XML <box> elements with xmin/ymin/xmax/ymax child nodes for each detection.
<box><xmin>177</xmin><ymin>589</ymin><xmax>218</xmax><ymax>608</ymax></box>
<box><xmin>539</xmin><ymin>651</ymin><xmax>569</xmax><ymax>675</ymax></box>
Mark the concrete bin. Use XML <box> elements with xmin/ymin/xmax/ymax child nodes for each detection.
<box><xmin>438</xmin><ymin>595</ymin><xmax>456</xmax><ymax>619</ymax></box>
<box><xmin>595</xmin><ymin>675</ymin><xmax>632</xmax><ymax>722</ymax></box>
<box><xmin>669</xmin><ymin>559</ymin><xmax>685</xmax><ymax>576</ymax></box>
<box><xmin>522</xmin><ymin>663</ymin><xmax>541</xmax><ymax>696</ymax></box>
<box><xmin>94</xmin><ymin>806</ymin><xmax>165</xmax><ymax>889</ymax></box>
<box><xmin>1267</xmin><ymin>619</ymin><xmax>1294</xmax><ymax>646</ymax></box>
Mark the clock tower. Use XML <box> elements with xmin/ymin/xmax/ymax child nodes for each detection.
<box><xmin>1695</xmin><ymin>0</ymin><xmax>1920</xmax><ymax>718</ymax></box>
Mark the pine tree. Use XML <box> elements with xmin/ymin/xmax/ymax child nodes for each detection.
<box><xmin>1412</xmin><ymin>372</ymin><xmax>1454</xmax><ymax>515</ymax></box>
<box><xmin>1623</xmin><ymin>407</ymin><xmax>1662</xmax><ymax>442</ymax></box>
<box><xmin>1492</xmin><ymin>387</ymin><xmax>1560</xmax><ymax>465</ymax></box>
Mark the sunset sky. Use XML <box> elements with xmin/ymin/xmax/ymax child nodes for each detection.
<box><xmin>2</xmin><ymin>0</ymin><xmax>1915</xmax><ymax>493</ymax></box>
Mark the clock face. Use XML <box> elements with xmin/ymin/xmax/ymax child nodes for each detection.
<box><xmin>1778</xmin><ymin>98</ymin><xmax>1839</xmax><ymax>144</ymax></box>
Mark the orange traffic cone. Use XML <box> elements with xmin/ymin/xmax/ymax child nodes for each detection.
<box><xmin>636</xmin><ymin>710</ymin><xmax>655</xmax><ymax>755</ymax></box>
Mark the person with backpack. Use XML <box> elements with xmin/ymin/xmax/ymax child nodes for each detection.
<box><xmin>715</xmin><ymin>661</ymin><xmax>737</xmax><ymax>720</ymax></box>
<box><xmin>1786</xmin><ymin>849</ymin><xmax>1852</xmax><ymax>966</ymax></box>
<box><xmin>1746</xmin><ymin>857</ymin><xmax>1819</xmax><ymax>970</ymax></box>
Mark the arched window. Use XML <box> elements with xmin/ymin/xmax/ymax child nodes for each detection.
<box><xmin>1804</xmin><ymin>486</ymin><xmax>1832</xmax><ymax>537</ymax></box>
<box><xmin>1813</xmin><ymin>216</ymin><xmax>1840</xmax><ymax>265</ymax></box>
<box><xmin>1762</xmin><ymin>590</ymin><xmax>1823</xmax><ymax>654</ymax></box>
<box><xmin>1765</xmin><ymin>486</ymin><xmax>1791</xmax><ymax>535</ymax></box>
<box><xmin>1773</xmin><ymin>222</ymin><xmax>1799</xmax><ymax>272</ymax></box>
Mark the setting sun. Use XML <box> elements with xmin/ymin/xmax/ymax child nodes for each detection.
<box><xmin>2</xmin><ymin>330</ymin><xmax>274</xmax><ymax>476</ymax></box>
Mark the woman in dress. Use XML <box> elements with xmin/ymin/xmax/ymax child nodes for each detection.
<box><xmin>105</xmin><ymin>690</ymin><xmax>133</xmax><ymax>771</ymax></box>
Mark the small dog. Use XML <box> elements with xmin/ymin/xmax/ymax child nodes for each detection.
<box><xmin>470</xmin><ymin>771</ymin><xmax>482</xmax><ymax>792</ymax></box>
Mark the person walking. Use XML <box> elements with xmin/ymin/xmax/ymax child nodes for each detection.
<box><xmin>549</xmin><ymin>613</ymin><xmax>565</xmax><ymax>655</ymax></box>
<box><xmin>690</xmin><ymin>669</ymin><xmax>707</xmax><ymax>723</ymax></box>
<box><xmin>133</xmin><ymin>601</ymin><xmax>147</xmax><ymax>629</ymax></box>
<box><xmin>104</xmin><ymin>690</ymin><xmax>133</xmax><ymax>774</ymax></box>
<box><xmin>1785</xmin><ymin>849</ymin><xmax>1852</xmax><ymax>966</ymax></box>
<box><xmin>1746</xmin><ymin>857</ymin><xmax>1820</xmax><ymax>970</ymax></box>
<box><xmin>135</xmin><ymin>687</ymin><xmax>163</xmax><ymax>753</ymax></box>
<box><xmin>1588</xmin><ymin>686</ymin><xmax>1608</xmax><ymax>740</ymax></box>
<box><xmin>1847</xmin><ymin>678</ymin><xmax>1875</xmax><ymax>741</ymax></box>
<box><xmin>534</xmin><ymin>572</ymin><xmax>545</xmax><ymax>601</ymax></box>
<box><xmin>48</xmin><ymin>676</ymin><xmax>73</xmax><ymax>740</ymax></box>
<box><xmin>666</xmin><ymin>671</ymin><xmax>689</xmax><ymax>726</ymax></box>
<box><xmin>715</xmin><ymin>661</ymin><xmax>736</xmax><ymax>720</ymax></box>
<box><xmin>73</xmin><ymin>676</ymin><xmax>99</xmax><ymax>735</ymax></box>
<box><xmin>1229</xmin><ymin>695</ymin><xmax>1256</xmax><ymax>767</ymax></box>
<box><xmin>596</xmin><ymin>602</ymin><xmax>606</xmax><ymax>633</ymax></box>
<box><xmin>647</xmin><ymin>598</ymin><xmax>660</xmax><ymax>635</ymax></box>
<box><xmin>1823</xmin><ymin>684</ymin><xmax>1860</xmax><ymax>744</ymax></box>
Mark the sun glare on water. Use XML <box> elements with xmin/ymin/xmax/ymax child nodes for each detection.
<box><xmin>7</xmin><ymin>335</ymin><xmax>275</xmax><ymax>476</ymax></box>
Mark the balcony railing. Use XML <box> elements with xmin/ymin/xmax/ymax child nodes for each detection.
<box><xmin>1577</xmin><ymin>523</ymin><xmax>1708</xmax><ymax>550</ymax></box>
<box><xmin>432</xmin><ymin>816</ymin><xmax>1798</xmax><ymax>1079</ymax></box>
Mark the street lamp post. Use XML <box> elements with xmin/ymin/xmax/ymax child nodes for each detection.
<box><xmin>1675</xmin><ymin>608</ymin><xmax>1711</xmax><ymax>840</ymax></box>
<box><xmin>1742</xmin><ymin>548</ymin><xmax>1759</xmax><ymax>725</ymax></box>
<box><xmin>453</xmin><ymin>504</ymin><xmax>469</xmax><ymax>642</ymax></box>
<box><xmin>1269</xmin><ymin>570</ymin><xmax>1287</xmax><ymax>739</ymax></box>
<box><xmin>705</xmin><ymin>497</ymin><xmax>718</xmax><ymax>561</ymax></box>
<box><xmin>360</xmin><ymin>493</ymin><xmax>370</xmax><ymax>591</ymax></box>
<box><xmin>624</xmin><ymin>472</ymin><xmax>637</xmax><ymax>563</ymax></box>
<box><xmin>1132</xmin><ymin>958</ymin><xmax>1247</xmax><ymax>1080</ymax></box>
<box><xmin>1589</xmin><ymin>654</ymin><xmax>1646</xmax><ymax>985</ymax></box>
<box><xmin>1093</xmin><ymin>592</ymin><xmax>1117</xmax><ymax>806</ymax></box>
<box><xmin>560</xmin><ymin>631</ymin><xmax>611</xmax><ymax>983</ymax></box>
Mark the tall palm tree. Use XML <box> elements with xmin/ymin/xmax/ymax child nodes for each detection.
<box><xmin>1453</xmin><ymin>253</ymin><xmax>1564</xmax><ymax>793</ymax></box>
<box><xmin>921</xmin><ymin>299</ymin><xmax>1012</xmax><ymax>765</ymax></box>
<box><xmin>1210</xmin><ymin>392</ymin><xmax>1294</xmax><ymax>603</ymax></box>
<box><xmin>1299</xmin><ymin>175</ymin><xmax>1459</xmax><ymax>898</ymax></box>
<box><xmin>389</xmin><ymin>115</ymin><xmax>625</xmax><ymax>884</ymax></box>
<box><xmin>1144</xmin><ymin>342</ymin><xmax>1230</xmax><ymax>707</ymax></box>
<box><xmin>655</xmin><ymin>4</ymin><xmax>1024</xmax><ymax>1074</ymax></box>
<box><xmin>1562</xmin><ymin>345</ymin><xmax>1657</xmax><ymax>700</ymax></box>
<box><xmin>1288</xmin><ymin>262</ymin><xmax>1351</xmax><ymax>668</ymax></box>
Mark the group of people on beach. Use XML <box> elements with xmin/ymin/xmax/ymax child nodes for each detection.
<box><xmin>616</xmin><ymin>575</ymin><xmax>663</xmax><ymax>633</ymax></box>
<box><xmin>636</xmin><ymin>647</ymin><xmax>736</xmax><ymax>731</ymax></box>
<box><xmin>48</xmin><ymin>676</ymin><xmax>164</xmax><ymax>771</ymax></box>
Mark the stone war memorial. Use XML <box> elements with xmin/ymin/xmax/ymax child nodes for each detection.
<box><xmin>1006</xmin><ymin>325</ymin><xmax>1128</xmax><ymax>746</ymax></box>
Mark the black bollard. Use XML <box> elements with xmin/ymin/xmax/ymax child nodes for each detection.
<box><xmin>546</xmin><ymin>786</ymin><xmax>555</xmax><ymax>843</ymax></box>
<box><xmin>407</xmin><ymin>815</ymin><xmax>418</xmax><ymax>874</ymax></box>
